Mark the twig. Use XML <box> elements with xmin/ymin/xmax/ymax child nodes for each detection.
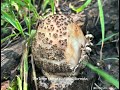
<box><xmin>30</xmin><ymin>54</ymin><xmax>38</xmax><ymax>90</ymax></box>
<box><xmin>94</xmin><ymin>83</ymin><xmax>102</xmax><ymax>90</ymax></box>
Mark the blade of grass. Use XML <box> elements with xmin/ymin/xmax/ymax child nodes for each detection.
<box><xmin>27</xmin><ymin>30</ymin><xmax>36</xmax><ymax>46</ymax></box>
<box><xmin>11</xmin><ymin>0</ymin><xmax>19</xmax><ymax>11</ymax></box>
<box><xmin>24</xmin><ymin>17</ymin><xmax>30</xmax><ymax>31</ymax></box>
<box><xmin>28</xmin><ymin>0</ymin><xmax>31</xmax><ymax>35</ymax></box>
<box><xmin>97</xmin><ymin>0</ymin><xmax>105</xmax><ymax>47</ymax></box>
<box><xmin>8</xmin><ymin>87</ymin><xmax>12</xmax><ymax>90</ymax></box>
<box><xmin>104</xmin><ymin>57</ymin><xmax>119</xmax><ymax>61</ymax></box>
<box><xmin>31</xmin><ymin>55</ymin><xmax>38</xmax><ymax>90</ymax></box>
<box><xmin>32</xmin><ymin>0</ymin><xmax>35</xmax><ymax>6</ymax></box>
<box><xmin>1</xmin><ymin>2</ymin><xmax>9</xmax><ymax>10</ymax></box>
<box><xmin>15</xmin><ymin>19</ymin><xmax>26</xmax><ymax>38</ymax></box>
<box><xmin>16</xmin><ymin>75</ymin><xmax>22</xmax><ymax>90</ymax></box>
<box><xmin>69</xmin><ymin>0</ymin><xmax>92</xmax><ymax>13</ymax></box>
<box><xmin>1</xmin><ymin>11</ymin><xmax>17</xmax><ymax>30</ymax></box>
<box><xmin>7</xmin><ymin>0</ymin><xmax>17</xmax><ymax>19</ymax></box>
<box><xmin>27</xmin><ymin>30</ymin><xmax>36</xmax><ymax>40</ymax></box>
<box><xmin>97</xmin><ymin>33</ymin><xmax>119</xmax><ymax>45</ymax></box>
<box><xmin>23</xmin><ymin>43</ymin><xmax>29</xmax><ymax>90</ymax></box>
<box><xmin>20</xmin><ymin>43</ymin><xmax>24</xmax><ymax>90</ymax></box>
<box><xmin>1</xmin><ymin>10</ymin><xmax>26</xmax><ymax>38</ymax></box>
<box><xmin>42</xmin><ymin>0</ymin><xmax>55</xmax><ymax>14</ymax></box>
<box><xmin>8</xmin><ymin>77</ymin><xmax>18</xmax><ymax>90</ymax></box>
<box><xmin>24</xmin><ymin>0</ymin><xmax>39</xmax><ymax>18</ymax></box>
<box><xmin>42</xmin><ymin>0</ymin><xmax>50</xmax><ymax>11</ymax></box>
<box><xmin>97</xmin><ymin>0</ymin><xmax>105</xmax><ymax>61</ymax></box>
<box><xmin>30</xmin><ymin>4</ymin><xmax>39</xmax><ymax>18</ymax></box>
<box><xmin>1</xmin><ymin>33</ymin><xmax>17</xmax><ymax>44</ymax></box>
<box><xmin>86</xmin><ymin>62</ymin><xmax>119</xmax><ymax>89</ymax></box>
<box><xmin>50</xmin><ymin>0</ymin><xmax>55</xmax><ymax>14</ymax></box>
<box><xmin>13</xmin><ymin>0</ymin><xmax>26</xmax><ymax>6</ymax></box>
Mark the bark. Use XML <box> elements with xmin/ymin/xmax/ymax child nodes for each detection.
<box><xmin>1</xmin><ymin>40</ymin><xmax>24</xmax><ymax>81</ymax></box>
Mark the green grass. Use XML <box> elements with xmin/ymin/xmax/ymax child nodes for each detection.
<box><xmin>97</xmin><ymin>33</ymin><xmax>119</xmax><ymax>45</ymax></box>
<box><xmin>86</xmin><ymin>63</ymin><xmax>119</xmax><ymax>89</ymax></box>
<box><xmin>1</xmin><ymin>0</ymin><xmax>38</xmax><ymax>90</ymax></box>
<box><xmin>1</xmin><ymin>0</ymin><xmax>40</xmax><ymax>42</ymax></box>
<box><xmin>23</xmin><ymin>43</ymin><xmax>28</xmax><ymax>90</ymax></box>
<box><xmin>42</xmin><ymin>0</ymin><xmax>55</xmax><ymax>14</ymax></box>
<box><xmin>1</xmin><ymin>33</ymin><xmax>18</xmax><ymax>44</ymax></box>
<box><xmin>69</xmin><ymin>0</ymin><xmax>92</xmax><ymax>13</ymax></box>
<box><xmin>17</xmin><ymin>76</ymin><xmax>22</xmax><ymax>90</ymax></box>
<box><xmin>1</xmin><ymin>10</ymin><xmax>25</xmax><ymax>39</ymax></box>
<box><xmin>97</xmin><ymin>0</ymin><xmax>105</xmax><ymax>47</ymax></box>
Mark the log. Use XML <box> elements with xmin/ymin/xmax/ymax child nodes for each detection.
<box><xmin>1</xmin><ymin>40</ymin><xmax>24</xmax><ymax>81</ymax></box>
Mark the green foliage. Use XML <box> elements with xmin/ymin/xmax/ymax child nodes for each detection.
<box><xmin>16</xmin><ymin>76</ymin><xmax>22</xmax><ymax>90</ymax></box>
<box><xmin>42</xmin><ymin>0</ymin><xmax>55</xmax><ymax>14</ymax></box>
<box><xmin>49</xmin><ymin>0</ymin><xmax>55</xmax><ymax>14</ymax></box>
<box><xmin>1</xmin><ymin>0</ymin><xmax>39</xmax><ymax>43</ymax></box>
<box><xmin>1</xmin><ymin>11</ymin><xmax>25</xmax><ymax>38</ymax></box>
<box><xmin>23</xmin><ymin>44</ymin><xmax>28</xmax><ymax>90</ymax></box>
<box><xmin>97</xmin><ymin>33</ymin><xmax>119</xmax><ymax>45</ymax></box>
<box><xmin>10</xmin><ymin>0</ymin><xmax>39</xmax><ymax>18</ymax></box>
<box><xmin>42</xmin><ymin>0</ymin><xmax>50</xmax><ymax>11</ymax></box>
<box><xmin>1</xmin><ymin>0</ymin><xmax>38</xmax><ymax>90</ymax></box>
<box><xmin>69</xmin><ymin>0</ymin><xmax>92</xmax><ymax>13</ymax></box>
<box><xmin>86</xmin><ymin>63</ymin><xmax>119</xmax><ymax>89</ymax></box>
<box><xmin>97</xmin><ymin>0</ymin><xmax>105</xmax><ymax>47</ymax></box>
<box><xmin>7</xmin><ymin>78</ymin><xmax>18</xmax><ymax>90</ymax></box>
<box><xmin>1</xmin><ymin>33</ymin><xmax>18</xmax><ymax>44</ymax></box>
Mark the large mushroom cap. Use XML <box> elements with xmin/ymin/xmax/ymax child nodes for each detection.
<box><xmin>32</xmin><ymin>14</ymin><xmax>86</xmax><ymax>76</ymax></box>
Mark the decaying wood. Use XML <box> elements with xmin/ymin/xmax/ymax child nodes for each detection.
<box><xmin>1</xmin><ymin>40</ymin><xmax>24</xmax><ymax>81</ymax></box>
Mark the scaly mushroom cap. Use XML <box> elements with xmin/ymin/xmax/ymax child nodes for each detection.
<box><xmin>32</xmin><ymin>14</ymin><xmax>86</xmax><ymax>76</ymax></box>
